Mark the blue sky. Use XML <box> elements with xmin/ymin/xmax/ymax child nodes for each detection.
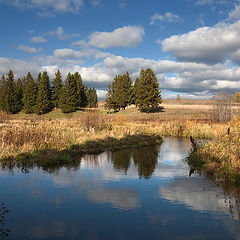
<box><xmin>0</xmin><ymin>0</ymin><xmax>240</xmax><ymax>99</ymax></box>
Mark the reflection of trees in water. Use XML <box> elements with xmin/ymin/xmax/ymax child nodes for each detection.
<box><xmin>0</xmin><ymin>203</ymin><xmax>10</xmax><ymax>240</ymax></box>
<box><xmin>111</xmin><ymin>145</ymin><xmax>160</xmax><ymax>178</ymax></box>
<box><xmin>0</xmin><ymin>145</ymin><xmax>160</xmax><ymax>180</ymax></box>
<box><xmin>112</xmin><ymin>150</ymin><xmax>131</xmax><ymax>174</ymax></box>
<box><xmin>0</xmin><ymin>154</ymin><xmax>82</xmax><ymax>175</ymax></box>
<box><xmin>222</xmin><ymin>185</ymin><xmax>240</xmax><ymax>220</ymax></box>
<box><xmin>132</xmin><ymin>145</ymin><xmax>159</xmax><ymax>179</ymax></box>
<box><xmin>188</xmin><ymin>156</ymin><xmax>240</xmax><ymax>220</ymax></box>
<box><xmin>82</xmin><ymin>155</ymin><xmax>100</xmax><ymax>168</ymax></box>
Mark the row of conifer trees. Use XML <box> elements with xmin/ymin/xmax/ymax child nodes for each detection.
<box><xmin>0</xmin><ymin>70</ymin><xmax>98</xmax><ymax>114</ymax></box>
<box><xmin>105</xmin><ymin>68</ymin><xmax>162</xmax><ymax>112</ymax></box>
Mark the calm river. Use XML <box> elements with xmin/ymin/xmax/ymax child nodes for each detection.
<box><xmin>1</xmin><ymin>137</ymin><xmax>240</xmax><ymax>240</ymax></box>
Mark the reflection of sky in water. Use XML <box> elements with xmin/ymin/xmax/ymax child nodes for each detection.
<box><xmin>1</xmin><ymin>137</ymin><xmax>240</xmax><ymax>240</ymax></box>
<box><xmin>88</xmin><ymin>188</ymin><xmax>141</xmax><ymax>210</ymax></box>
<box><xmin>76</xmin><ymin>137</ymin><xmax>191</xmax><ymax>182</ymax></box>
<box><xmin>159</xmin><ymin>177</ymin><xmax>239</xmax><ymax>219</ymax></box>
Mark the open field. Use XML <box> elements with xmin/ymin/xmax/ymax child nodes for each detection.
<box><xmin>113</xmin><ymin>104</ymin><xmax>212</xmax><ymax>122</ymax></box>
<box><xmin>2</xmin><ymin>99</ymin><xmax>214</xmax><ymax>122</ymax></box>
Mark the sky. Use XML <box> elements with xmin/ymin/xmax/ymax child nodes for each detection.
<box><xmin>1</xmin><ymin>0</ymin><xmax>240</xmax><ymax>99</ymax></box>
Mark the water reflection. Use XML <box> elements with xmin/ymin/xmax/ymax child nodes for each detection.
<box><xmin>112</xmin><ymin>150</ymin><xmax>131</xmax><ymax>174</ymax></box>
<box><xmin>88</xmin><ymin>188</ymin><xmax>141</xmax><ymax>210</ymax></box>
<box><xmin>0</xmin><ymin>155</ymin><xmax>82</xmax><ymax>175</ymax></box>
<box><xmin>132</xmin><ymin>145</ymin><xmax>159</xmax><ymax>179</ymax></box>
<box><xmin>29</xmin><ymin>221</ymin><xmax>66</xmax><ymax>239</ymax></box>
<box><xmin>1</xmin><ymin>137</ymin><xmax>240</xmax><ymax>239</ymax></box>
<box><xmin>159</xmin><ymin>177</ymin><xmax>240</xmax><ymax>219</ymax></box>
<box><xmin>0</xmin><ymin>203</ymin><xmax>10</xmax><ymax>240</ymax></box>
<box><xmin>110</xmin><ymin>145</ymin><xmax>160</xmax><ymax>179</ymax></box>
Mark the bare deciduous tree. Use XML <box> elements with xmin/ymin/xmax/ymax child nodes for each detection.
<box><xmin>212</xmin><ymin>91</ymin><xmax>233</xmax><ymax>122</ymax></box>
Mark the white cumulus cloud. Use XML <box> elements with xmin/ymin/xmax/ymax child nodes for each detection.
<box><xmin>228</xmin><ymin>4</ymin><xmax>240</xmax><ymax>21</ymax></box>
<box><xmin>0</xmin><ymin>0</ymin><xmax>84</xmax><ymax>15</ymax></box>
<box><xmin>2</xmin><ymin>53</ymin><xmax>240</xmax><ymax>99</ymax></box>
<box><xmin>162</xmin><ymin>20</ymin><xmax>240</xmax><ymax>64</ymax></box>
<box><xmin>0</xmin><ymin>57</ymin><xmax>40</xmax><ymax>78</ymax></box>
<box><xmin>17</xmin><ymin>45</ymin><xmax>42</xmax><ymax>53</ymax></box>
<box><xmin>89</xmin><ymin>0</ymin><xmax>101</xmax><ymax>7</ymax></box>
<box><xmin>195</xmin><ymin>0</ymin><xmax>229</xmax><ymax>6</ymax></box>
<box><xmin>89</xmin><ymin>26</ymin><xmax>145</xmax><ymax>49</ymax></box>
<box><xmin>150</xmin><ymin>12</ymin><xmax>182</xmax><ymax>25</ymax></box>
<box><xmin>31</xmin><ymin>36</ymin><xmax>47</xmax><ymax>43</ymax></box>
<box><xmin>48</xmin><ymin>26</ymin><xmax>80</xmax><ymax>40</ymax></box>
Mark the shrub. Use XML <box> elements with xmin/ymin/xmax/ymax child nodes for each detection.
<box><xmin>81</xmin><ymin>110</ymin><xmax>111</xmax><ymax>132</ymax></box>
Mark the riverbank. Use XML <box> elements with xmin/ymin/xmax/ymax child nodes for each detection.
<box><xmin>1</xmin><ymin>133</ymin><xmax>163</xmax><ymax>171</ymax></box>
<box><xmin>1</xmin><ymin>111</ymin><xmax>165</xmax><ymax>165</ymax></box>
<box><xmin>0</xmin><ymin>109</ymin><xmax>229</xmax><ymax>161</ymax></box>
<box><xmin>1</xmin><ymin>107</ymin><xmax>237</xmax><ymax>178</ymax></box>
<box><xmin>187</xmin><ymin>117</ymin><xmax>240</xmax><ymax>186</ymax></box>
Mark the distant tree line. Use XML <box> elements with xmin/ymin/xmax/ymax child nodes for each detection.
<box><xmin>0</xmin><ymin>70</ymin><xmax>98</xmax><ymax>114</ymax></box>
<box><xmin>105</xmin><ymin>68</ymin><xmax>162</xmax><ymax>112</ymax></box>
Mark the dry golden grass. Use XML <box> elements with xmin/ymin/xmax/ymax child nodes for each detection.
<box><xmin>162</xmin><ymin>99</ymin><xmax>213</xmax><ymax>105</ymax></box>
<box><xmin>187</xmin><ymin>117</ymin><xmax>240</xmax><ymax>185</ymax></box>
<box><xmin>0</xmin><ymin>110</ymin><xmax>159</xmax><ymax>160</ymax></box>
<box><xmin>94</xmin><ymin>99</ymin><xmax>213</xmax><ymax>120</ymax></box>
<box><xmin>0</xmin><ymin>106</ymin><xmax>230</xmax><ymax>160</ymax></box>
<box><xmin>0</xmin><ymin>111</ymin><xmax>10</xmax><ymax>123</ymax></box>
<box><xmin>1</xmin><ymin>100</ymin><xmax>238</xmax><ymax>176</ymax></box>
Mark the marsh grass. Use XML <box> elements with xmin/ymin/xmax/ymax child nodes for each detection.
<box><xmin>1</xmin><ymin>101</ymin><xmax>240</xmax><ymax>190</ymax></box>
<box><xmin>0</xmin><ymin>109</ymin><xmax>230</xmax><ymax>161</ymax></box>
<box><xmin>0</xmin><ymin>102</ymin><xmax>237</xmax><ymax>177</ymax></box>
<box><xmin>80</xmin><ymin>110</ymin><xmax>111</xmax><ymax>132</ymax></box>
<box><xmin>187</xmin><ymin>117</ymin><xmax>240</xmax><ymax>185</ymax></box>
<box><xmin>0</xmin><ymin>134</ymin><xmax>163</xmax><ymax>173</ymax></box>
<box><xmin>0</xmin><ymin>111</ymin><xmax>9</xmax><ymax>123</ymax></box>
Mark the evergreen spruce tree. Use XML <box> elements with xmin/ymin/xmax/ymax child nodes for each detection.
<box><xmin>60</xmin><ymin>73</ymin><xmax>78</xmax><ymax>113</ymax></box>
<box><xmin>132</xmin><ymin>77</ymin><xmax>140</xmax><ymax>105</ymax></box>
<box><xmin>83</xmin><ymin>85</ymin><xmax>89</xmax><ymax>107</ymax></box>
<box><xmin>104</xmin><ymin>82</ymin><xmax>117</xmax><ymax>112</ymax></box>
<box><xmin>4</xmin><ymin>70</ymin><xmax>21</xmax><ymax>114</ymax></box>
<box><xmin>16</xmin><ymin>78</ymin><xmax>24</xmax><ymax>110</ymax></box>
<box><xmin>0</xmin><ymin>75</ymin><xmax>7</xmax><ymax>111</ymax></box>
<box><xmin>37</xmin><ymin>72</ymin><xmax>42</xmax><ymax>85</ymax></box>
<box><xmin>112</xmin><ymin>75</ymin><xmax>121</xmax><ymax>111</ymax></box>
<box><xmin>136</xmin><ymin>68</ymin><xmax>162</xmax><ymax>112</ymax></box>
<box><xmin>35</xmin><ymin>71</ymin><xmax>53</xmax><ymax>115</ymax></box>
<box><xmin>22</xmin><ymin>72</ymin><xmax>37</xmax><ymax>113</ymax></box>
<box><xmin>52</xmin><ymin>70</ymin><xmax>63</xmax><ymax>108</ymax></box>
<box><xmin>36</xmin><ymin>72</ymin><xmax>42</xmax><ymax>92</ymax></box>
<box><xmin>74</xmin><ymin>72</ymin><xmax>87</xmax><ymax>108</ymax></box>
<box><xmin>85</xmin><ymin>85</ymin><xmax>89</xmax><ymax>104</ymax></box>
<box><xmin>114</xmin><ymin>72</ymin><xmax>132</xmax><ymax>110</ymax></box>
<box><xmin>21</xmin><ymin>76</ymin><xmax>28</xmax><ymax>93</ymax></box>
<box><xmin>87</xmin><ymin>87</ymin><xmax>98</xmax><ymax>108</ymax></box>
<box><xmin>59</xmin><ymin>84</ymin><xmax>68</xmax><ymax>113</ymax></box>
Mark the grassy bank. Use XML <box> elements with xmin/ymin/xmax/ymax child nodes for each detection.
<box><xmin>187</xmin><ymin>117</ymin><xmax>240</xmax><ymax>185</ymax></box>
<box><xmin>0</xmin><ymin>111</ymin><xmax>165</xmax><ymax>163</ymax></box>
<box><xmin>0</xmin><ymin>102</ymin><xmax>237</xmax><ymax>177</ymax></box>
<box><xmin>1</xmin><ymin>109</ymin><xmax>229</xmax><ymax>160</ymax></box>
<box><xmin>1</xmin><ymin>134</ymin><xmax>162</xmax><ymax>172</ymax></box>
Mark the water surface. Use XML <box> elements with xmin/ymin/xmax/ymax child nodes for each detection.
<box><xmin>1</xmin><ymin>137</ymin><xmax>240</xmax><ymax>240</ymax></box>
